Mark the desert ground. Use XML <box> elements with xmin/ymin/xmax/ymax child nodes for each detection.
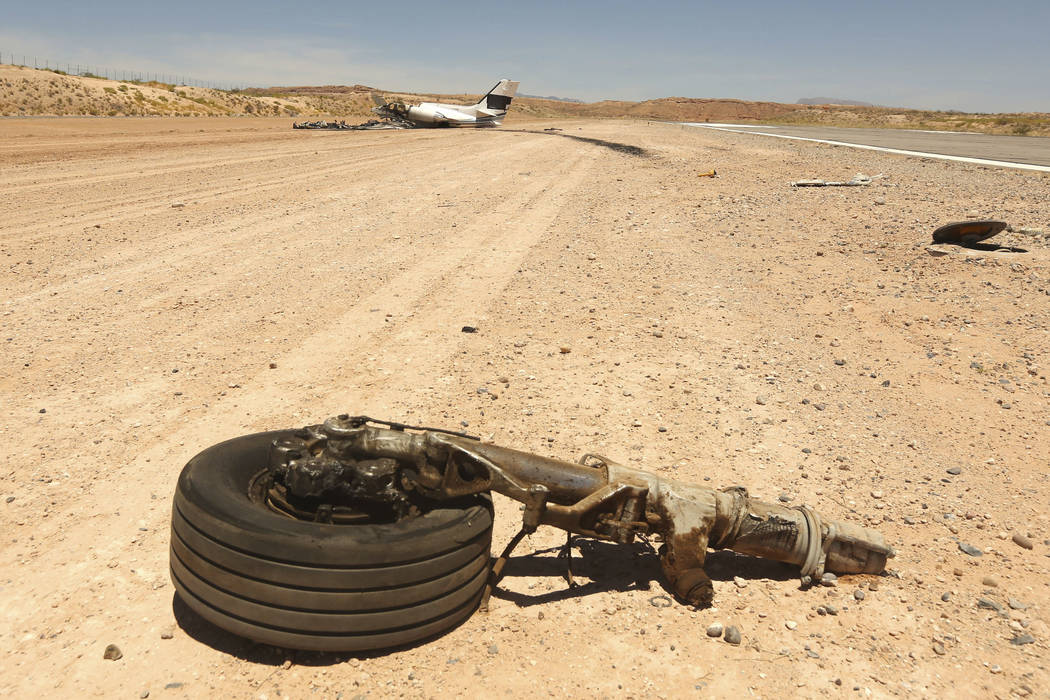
<box><xmin>1</xmin><ymin>116</ymin><xmax>1049</xmax><ymax>698</ymax></box>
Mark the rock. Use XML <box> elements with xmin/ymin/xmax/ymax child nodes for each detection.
<box><xmin>706</xmin><ymin>623</ymin><xmax>724</xmax><ymax>638</ymax></box>
<box><xmin>958</xmin><ymin>542</ymin><xmax>983</xmax><ymax>557</ymax></box>
<box><xmin>1012</xmin><ymin>533</ymin><xmax>1034</xmax><ymax>550</ymax></box>
<box><xmin>171</xmin><ymin>202</ymin><xmax>186</xmax><ymax>208</ymax></box>
<box><xmin>874</xmin><ymin>197</ymin><xmax>886</xmax><ymax>205</ymax></box>
<box><xmin>733</xmin><ymin>576</ymin><xmax>748</xmax><ymax>588</ymax></box>
<box><xmin>946</xmin><ymin>467</ymin><xmax>962</xmax><ymax>475</ymax></box>
<box><xmin>140</xmin><ymin>691</ymin><xmax>150</xmax><ymax>699</ymax></box>
<box><xmin>778</xmin><ymin>493</ymin><xmax>793</xmax><ymax>503</ymax></box>
<box><xmin>932</xmin><ymin>641</ymin><xmax>946</xmax><ymax>655</ymax></box>
<box><xmin>460</xmin><ymin>326</ymin><xmax>478</xmax><ymax>333</ymax></box>
<box><xmin>4</xmin><ymin>496</ymin><xmax>13</xmax><ymax>504</ymax></box>
<box><xmin>977</xmin><ymin>598</ymin><xmax>1003</xmax><ymax>612</ymax></box>
<box><xmin>268</xmin><ymin>362</ymin><xmax>277</xmax><ymax>369</ymax></box>
<box><xmin>820</xmin><ymin>572</ymin><xmax>838</xmax><ymax>587</ymax></box>
<box><xmin>854</xmin><ymin>589</ymin><xmax>866</xmax><ymax>601</ymax></box>
<box><xmin>103</xmin><ymin>644</ymin><xmax>122</xmax><ymax>661</ymax></box>
<box><xmin>834</xmin><ymin>359</ymin><xmax>846</xmax><ymax>366</ymax></box>
<box><xmin>868</xmin><ymin>580</ymin><xmax>879</xmax><ymax>591</ymax></box>
<box><xmin>755</xmin><ymin>395</ymin><xmax>768</xmax><ymax>405</ymax></box>
<box><xmin>981</xmin><ymin>576</ymin><xmax>998</xmax><ymax>588</ymax></box>
<box><xmin>941</xmin><ymin>592</ymin><xmax>951</xmax><ymax>602</ymax></box>
<box><xmin>559</xmin><ymin>346</ymin><xmax>571</xmax><ymax>354</ymax></box>
<box><xmin>870</xmin><ymin>490</ymin><xmax>884</xmax><ymax>499</ymax></box>
<box><xmin>488</xmin><ymin>644</ymin><xmax>499</xmax><ymax>654</ymax></box>
<box><xmin>1008</xmin><ymin>598</ymin><xmax>1028</xmax><ymax>611</ymax></box>
<box><xmin>724</xmin><ymin>626</ymin><xmax>742</xmax><ymax>645</ymax></box>
<box><xmin>785</xmin><ymin>621</ymin><xmax>798</xmax><ymax>630</ymax></box>
<box><xmin>1010</xmin><ymin>634</ymin><xmax>1035</xmax><ymax>646</ymax></box>
<box><xmin>160</xmin><ymin>627</ymin><xmax>174</xmax><ymax>640</ymax></box>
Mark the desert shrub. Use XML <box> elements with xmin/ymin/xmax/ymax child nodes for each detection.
<box><xmin>103</xmin><ymin>87</ymin><xmax>117</xmax><ymax>94</ymax></box>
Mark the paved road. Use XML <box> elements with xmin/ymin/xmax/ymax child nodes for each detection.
<box><xmin>683</xmin><ymin>123</ymin><xmax>1050</xmax><ymax>169</ymax></box>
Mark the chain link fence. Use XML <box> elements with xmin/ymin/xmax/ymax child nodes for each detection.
<box><xmin>0</xmin><ymin>51</ymin><xmax>248</xmax><ymax>91</ymax></box>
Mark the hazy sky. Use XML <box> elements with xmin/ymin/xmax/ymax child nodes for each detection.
<box><xmin>2</xmin><ymin>0</ymin><xmax>1047</xmax><ymax>112</ymax></box>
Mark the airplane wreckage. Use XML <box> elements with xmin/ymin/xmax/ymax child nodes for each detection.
<box><xmin>293</xmin><ymin>79</ymin><xmax>520</xmax><ymax>130</ymax></box>
<box><xmin>170</xmin><ymin>414</ymin><xmax>894</xmax><ymax>651</ymax></box>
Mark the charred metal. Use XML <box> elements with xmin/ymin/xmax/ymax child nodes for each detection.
<box><xmin>267</xmin><ymin>415</ymin><xmax>895</xmax><ymax>606</ymax></box>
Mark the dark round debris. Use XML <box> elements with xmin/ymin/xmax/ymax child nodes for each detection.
<box><xmin>461</xmin><ymin>326</ymin><xmax>478</xmax><ymax>333</ymax></box>
<box><xmin>103</xmin><ymin>644</ymin><xmax>122</xmax><ymax>661</ymax></box>
<box><xmin>932</xmin><ymin>220</ymin><xmax>1007</xmax><ymax>245</ymax></box>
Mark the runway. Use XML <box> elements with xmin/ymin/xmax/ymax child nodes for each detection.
<box><xmin>682</xmin><ymin>122</ymin><xmax>1050</xmax><ymax>171</ymax></box>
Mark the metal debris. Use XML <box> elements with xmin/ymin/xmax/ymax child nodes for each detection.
<box><xmin>791</xmin><ymin>173</ymin><xmax>882</xmax><ymax>187</ymax></box>
<box><xmin>931</xmin><ymin>220</ymin><xmax>1008</xmax><ymax>245</ymax></box>
<box><xmin>293</xmin><ymin>118</ymin><xmax>415</xmax><ymax>130</ymax></box>
<box><xmin>267</xmin><ymin>415</ymin><xmax>895</xmax><ymax>608</ymax></box>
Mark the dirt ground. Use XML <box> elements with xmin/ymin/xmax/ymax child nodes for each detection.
<box><xmin>2</xmin><ymin>116</ymin><xmax>1049</xmax><ymax>698</ymax></box>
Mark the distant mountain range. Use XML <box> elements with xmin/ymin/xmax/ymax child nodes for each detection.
<box><xmin>797</xmin><ymin>97</ymin><xmax>875</xmax><ymax>107</ymax></box>
<box><xmin>520</xmin><ymin>93</ymin><xmax>585</xmax><ymax>103</ymax></box>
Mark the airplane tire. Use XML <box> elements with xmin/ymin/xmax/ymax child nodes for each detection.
<box><xmin>169</xmin><ymin>430</ymin><xmax>493</xmax><ymax>651</ymax></box>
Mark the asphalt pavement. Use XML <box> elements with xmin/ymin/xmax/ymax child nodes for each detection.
<box><xmin>682</xmin><ymin>123</ymin><xmax>1050</xmax><ymax>169</ymax></box>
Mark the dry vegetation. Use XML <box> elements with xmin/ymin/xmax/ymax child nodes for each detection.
<box><xmin>3</xmin><ymin>62</ymin><xmax>1049</xmax><ymax>137</ymax></box>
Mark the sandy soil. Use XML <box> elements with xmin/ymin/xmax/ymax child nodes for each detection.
<box><xmin>2</xmin><ymin>116</ymin><xmax>1049</xmax><ymax>698</ymax></box>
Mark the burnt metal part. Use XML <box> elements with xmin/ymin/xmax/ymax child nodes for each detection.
<box><xmin>268</xmin><ymin>415</ymin><xmax>894</xmax><ymax>607</ymax></box>
<box><xmin>932</xmin><ymin>220</ymin><xmax>1008</xmax><ymax>245</ymax></box>
<box><xmin>293</xmin><ymin>117</ymin><xmax>416</xmax><ymax>130</ymax></box>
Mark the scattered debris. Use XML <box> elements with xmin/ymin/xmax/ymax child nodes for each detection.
<box><xmin>293</xmin><ymin>118</ymin><xmax>414</xmax><ymax>131</ymax></box>
<box><xmin>932</xmin><ymin>220</ymin><xmax>1008</xmax><ymax>245</ymax></box>
<box><xmin>697</xmin><ymin>170</ymin><xmax>717</xmax><ymax>178</ymax></box>
<box><xmin>791</xmin><ymin>173</ymin><xmax>882</xmax><ymax>187</ymax></box>
<box><xmin>648</xmin><ymin>595</ymin><xmax>672</xmax><ymax>608</ymax></box>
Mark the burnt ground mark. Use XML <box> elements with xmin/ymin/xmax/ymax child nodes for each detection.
<box><xmin>504</xmin><ymin>129</ymin><xmax>650</xmax><ymax>156</ymax></box>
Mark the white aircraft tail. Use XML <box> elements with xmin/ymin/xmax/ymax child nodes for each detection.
<box><xmin>473</xmin><ymin>79</ymin><xmax>519</xmax><ymax>114</ymax></box>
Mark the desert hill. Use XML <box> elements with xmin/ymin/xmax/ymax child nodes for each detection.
<box><xmin>2</xmin><ymin>63</ymin><xmax>1047</xmax><ymax>136</ymax></box>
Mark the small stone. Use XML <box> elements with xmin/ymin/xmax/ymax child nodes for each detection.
<box><xmin>537</xmin><ymin>611</ymin><xmax>544</xmax><ymax>620</ymax></box>
<box><xmin>977</xmin><ymin>598</ymin><xmax>1003</xmax><ymax>612</ymax></box>
<box><xmin>854</xmin><ymin>589</ymin><xmax>866</xmax><ymax>601</ymax></box>
<box><xmin>733</xmin><ymin>576</ymin><xmax>748</xmax><ymax>588</ymax></box>
<box><xmin>870</xmin><ymin>490</ymin><xmax>884</xmax><ymax>499</ymax></box>
<box><xmin>806</xmin><ymin>649</ymin><xmax>820</xmax><ymax>659</ymax></box>
<box><xmin>488</xmin><ymin>644</ymin><xmax>499</xmax><ymax>654</ymax></box>
<box><xmin>1010</xmin><ymin>634</ymin><xmax>1035</xmax><ymax>646</ymax></box>
<box><xmin>724</xmin><ymin>626</ymin><xmax>742</xmax><ymax>645</ymax></box>
<box><xmin>867</xmin><ymin>580</ymin><xmax>879</xmax><ymax>591</ymax></box>
<box><xmin>834</xmin><ymin>359</ymin><xmax>846</xmax><ymax>366</ymax></box>
<box><xmin>874</xmin><ymin>197</ymin><xmax>886</xmax><ymax>205</ymax></box>
<box><xmin>1012</xmin><ymin>533</ymin><xmax>1034</xmax><ymax>550</ymax></box>
<box><xmin>171</xmin><ymin>202</ymin><xmax>186</xmax><ymax>208</ymax></box>
<box><xmin>559</xmin><ymin>346</ymin><xmax>571</xmax><ymax>354</ymax></box>
<box><xmin>941</xmin><ymin>592</ymin><xmax>951</xmax><ymax>602</ymax></box>
<box><xmin>631</xmin><ymin>419</ymin><xmax>642</xmax><ymax>427</ymax></box>
<box><xmin>932</xmin><ymin>642</ymin><xmax>946</xmax><ymax>655</ymax></box>
<box><xmin>981</xmin><ymin>576</ymin><xmax>998</xmax><ymax>588</ymax></box>
<box><xmin>946</xmin><ymin>467</ymin><xmax>962</xmax><ymax>475</ymax></box>
<box><xmin>460</xmin><ymin>326</ymin><xmax>478</xmax><ymax>333</ymax></box>
<box><xmin>103</xmin><ymin>644</ymin><xmax>122</xmax><ymax>661</ymax></box>
<box><xmin>163</xmin><ymin>683</ymin><xmax>183</xmax><ymax>690</ymax></box>
<box><xmin>268</xmin><ymin>362</ymin><xmax>277</xmax><ymax>369</ymax></box>
<box><xmin>785</xmin><ymin>621</ymin><xmax>798</xmax><ymax>630</ymax></box>
<box><xmin>4</xmin><ymin>496</ymin><xmax>13</xmax><ymax>504</ymax></box>
<box><xmin>824</xmin><ymin>605</ymin><xmax>839</xmax><ymax>616</ymax></box>
<box><xmin>820</xmin><ymin>572</ymin><xmax>837</xmax><ymax>587</ymax></box>
<box><xmin>658</xmin><ymin>426</ymin><xmax>667</xmax><ymax>433</ymax></box>
<box><xmin>778</xmin><ymin>493</ymin><xmax>793</xmax><ymax>503</ymax></box>
<box><xmin>140</xmin><ymin>692</ymin><xmax>150</xmax><ymax>699</ymax></box>
<box><xmin>1008</xmin><ymin>598</ymin><xmax>1027</xmax><ymax>611</ymax></box>
<box><xmin>706</xmin><ymin>623</ymin><xmax>724</xmax><ymax>638</ymax></box>
<box><xmin>282</xmin><ymin>659</ymin><xmax>292</xmax><ymax>669</ymax></box>
<box><xmin>958</xmin><ymin>542</ymin><xmax>983</xmax><ymax>557</ymax></box>
<box><xmin>755</xmin><ymin>395</ymin><xmax>768</xmax><ymax>405</ymax></box>
<box><xmin>159</xmin><ymin>627</ymin><xmax>174</xmax><ymax>640</ymax></box>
